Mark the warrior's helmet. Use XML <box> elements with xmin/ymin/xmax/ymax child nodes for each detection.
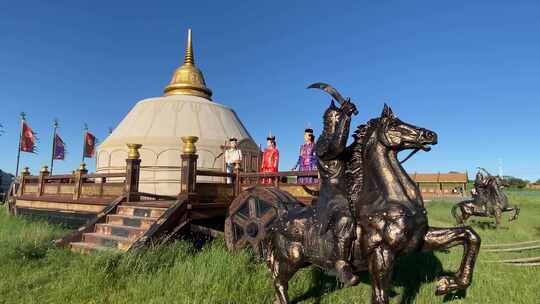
<box><xmin>322</xmin><ymin>100</ymin><xmax>342</xmax><ymax>136</ymax></box>
<box><xmin>475</xmin><ymin>171</ymin><xmax>484</xmax><ymax>184</ymax></box>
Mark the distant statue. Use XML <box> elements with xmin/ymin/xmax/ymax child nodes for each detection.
<box><xmin>260</xmin><ymin>134</ymin><xmax>279</xmax><ymax>184</ymax></box>
<box><xmin>453</xmin><ymin>168</ymin><xmax>520</xmax><ymax>228</ymax></box>
<box><xmin>224</xmin><ymin>137</ymin><xmax>242</xmax><ymax>184</ymax></box>
<box><xmin>236</xmin><ymin>83</ymin><xmax>481</xmax><ymax>304</ymax></box>
<box><xmin>291</xmin><ymin>128</ymin><xmax>318</xmax><ymax>184</ymax></box>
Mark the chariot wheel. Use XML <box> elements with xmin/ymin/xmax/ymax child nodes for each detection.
<box><xmin>225</xmin><ymin>186</ymin><xmax>298</xmax><ymax>258</ymax></box>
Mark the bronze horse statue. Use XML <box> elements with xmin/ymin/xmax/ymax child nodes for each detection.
<box><xmin>452</xmin><ymin>169</ymin><xmax>519</xmax><ymax>228</ymax></box>
<box><xmin>255</xmin><ymin>91</ymin><xmax>480</xmax><ymax>304</ymax></box>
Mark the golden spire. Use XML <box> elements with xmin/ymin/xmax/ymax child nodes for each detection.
<box><xmin>184</xmin><ymin>28</ymin><xmax>194</xmax><ymax>65</ymax></box>
<box><xmin>163</xmin><ymin>28</ymin><xmax>213</xmax><ymax>99</ymax></box>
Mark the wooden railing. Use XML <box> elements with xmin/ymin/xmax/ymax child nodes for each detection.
<box><xmin>184</xmin><ymin>154</ymin><xmax>319</xmax><ymax>203</ymax></box>
<box><xmin>172</xmin><ymin>134</ymin><xmax>319</xmax><ymax>202</ymax></box>
<box><xmin>237</xmin><ymin>170</ymin><xmax>318</xmax><ymax>188</ymax></box>
<box><xmin>238</xmin><ymin>170</ymin><xmax>318</xmax><ymax>183</ymax></box>
<box><xmin>15</xmin><ymin>144</ymin><xmax>143</xmax><ymax>203</ymax></box>
<box><xmin>196</xmin><ymin>170</ymin><xmax>231</xmax><ymax>178</ymax></box>
<box><xmin>235</xmin><ymin>170</ymin><xmax>319</xmax><ymax>204</ymax></box>
<box><xmin>17</xmin><ymin>168</ymin><xmax>127</xmax><ymax>201</ymax></box>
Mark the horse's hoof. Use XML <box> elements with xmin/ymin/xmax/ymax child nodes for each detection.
<box><xmin>435</xmin><ymin>276</ymin><xmax>460</xmax><ymax>295</ymax></box>
<box><xmin>343</xmin><ymin>274</ymin><xmax>360</xmax><ymax>288</ymax></box>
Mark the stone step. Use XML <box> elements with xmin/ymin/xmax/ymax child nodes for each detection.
<box><xmin>83</xmin><ymin>232</ymin><xmax>133</xmax><ymax>251</ymax></box>
<box><xmin>116</xmin><ymin>206</ymin><xmax>167</xmax><ymax>218</ymax></box>
<box><xmin>123</xmin><ymin>200</ymin><xmax>177</xmax><ymax>209</ymax></box>
<box><xmin>70</xmin><ymin>242</ymin><xmax>116</xmax><ymax>254</ymax></box>
<box><xmin>106</xmin><ymin>214</ymin><xmax>157</xmax><ymax>229</ymax></box>
<box><xmin>95</xmin><ymin>223</ymin><xmax>146</xmax><ymax>240</ymax></box>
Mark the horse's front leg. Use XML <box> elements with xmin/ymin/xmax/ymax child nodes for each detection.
<box><xmin>266</xmin><ymin>240</ymin><xmax>301</xmax><ymax>304</ymax></box>
<box><xmin>368</xmin><ymin>245</ymin><xmax>396</xmax><ymax>304</ymax></box>
<box><xmin>494</xmin><ymin>208</ymin><xmax>501</xmax><ymax>228</ymax></box>
<box><xmin>421</xmin><ymin>226</ymin><xmax>481</xmax><ymax>295</ymax></box>
<box><xmin>507</xmin><ymin>206</ymin><xmax>520</xmax><ymax>222</ymax></box>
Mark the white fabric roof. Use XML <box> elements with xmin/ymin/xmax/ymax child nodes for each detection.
<box><xmin>96</xmin><ymin>94</ymin><xmax>255</xmax><ymax>195</ymax></box>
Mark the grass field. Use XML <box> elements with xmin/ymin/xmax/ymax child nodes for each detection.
<box><xmin>0</xmin><ymin>190</ymin><xmax>538</xmax><ymax>304</ymax></box>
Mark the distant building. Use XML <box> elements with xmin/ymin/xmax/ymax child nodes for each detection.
<box><xmin>527</xmin><ymin>183</ymin><xmax>540</xmax><ymax>190</ymax></box>
<box><xmin>410</xmin><ymin>172</ymin><xmax>468</xmax><ymax>199</ymax></box>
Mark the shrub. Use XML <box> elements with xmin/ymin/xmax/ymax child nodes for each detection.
<box><xmin>502</xmin><ymin>176</ymin><xmax>529</xmax><ymax>189</ymax></box>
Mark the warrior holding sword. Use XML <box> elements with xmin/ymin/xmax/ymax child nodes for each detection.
<box><xmin>309</xmin><ymin>83</ymin><xmax>360</xmax><ymax>286</ymax></box>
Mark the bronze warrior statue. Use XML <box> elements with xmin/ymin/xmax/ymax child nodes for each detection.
<box><xmin>315</xmin><ymin>99</ymin><xmax>359</xmax><ymax>286</ymax></box>
<box><xmin>251</xmin><ymin>83</ymin><xmax>482</xmax><ymax>304</ymax></box>
<box><xmin>452</xmin><ymin>168</ymin><xmax>519</xmax><ymax>228</ymax></box>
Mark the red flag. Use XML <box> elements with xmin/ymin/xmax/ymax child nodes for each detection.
<box><xmin>20</xmin><ymin>122</ymin><xmax>36</xmax><ymax>153</ymax></box>
<box><xmin>83</xmin><ymin>132</ymin><xmax>96</xmax><ymax>157</ymax></box>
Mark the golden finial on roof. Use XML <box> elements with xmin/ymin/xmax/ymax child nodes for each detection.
<box><xmin>184</xmin><ymin>28</ymin><xmax>194</xmax><ymax>65</ymax></box>
<box><xmin>163</xmin><ymin>28</ymin><xmax>213</xmax><ymax>99</ymax></box>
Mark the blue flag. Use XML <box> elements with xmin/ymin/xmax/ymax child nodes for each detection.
<box><xmin>53</xmin><ymin>134</ymin><xmax>65</xmax><ymax>160</ymax></box>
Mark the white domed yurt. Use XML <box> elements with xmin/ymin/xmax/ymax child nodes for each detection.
<box><xmin>96</xmin><ymin>29</ymin><xmax>259</xmax><ymax>196</ymax></box>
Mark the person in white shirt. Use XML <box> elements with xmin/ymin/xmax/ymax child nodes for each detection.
<box><xmin>224</xmin><ymin>137</ymin><xmax>242</xmax><ymax>183</ymax></box>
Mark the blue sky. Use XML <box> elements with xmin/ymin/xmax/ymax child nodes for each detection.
<box><xmin>0</xmin><ymin>1</ymin><xmax>539</xmax><ymax>181</ymax></box>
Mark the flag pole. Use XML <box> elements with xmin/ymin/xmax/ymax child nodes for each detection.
<box><xmin>15</xmin><ymin>112</ymin><xmax>26</xmax><ymax>177</ymax></box>
<box><xmin>50</xmin><ymin>119</ymin><xmax>58</xmax><ymax>175</ymax></box>
<box><xmin>82</xmin><ymin>123</ymin><xmax>88</xmax><ymax>164</ymax></box>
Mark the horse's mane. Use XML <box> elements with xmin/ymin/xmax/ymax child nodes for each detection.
<box><xmin>345</xmin><ymin>118</ymin><xmax>379</xmax><ymax>207</ymax></box>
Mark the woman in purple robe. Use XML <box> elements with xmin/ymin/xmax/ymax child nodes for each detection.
<box><xmin>292</xmin><ymin>128</ymin><xmax>318</xmax><ymax>184</ymax></box>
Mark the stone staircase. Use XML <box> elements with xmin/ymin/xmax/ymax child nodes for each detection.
<box><xmin>70</xmin><ymin>204</ymin><xmax>169</xmax><ymax>254</ymax></box>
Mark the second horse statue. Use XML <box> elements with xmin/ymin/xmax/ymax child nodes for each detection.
<box><xmin>452</xmin><ymin>168</ymin><xmax>520</xmax><ymax>228</ymax></box>
<box><xmin>245</xmin><ymin>84</ymin><xmax>481</xmax><ymax>304</ymax></box>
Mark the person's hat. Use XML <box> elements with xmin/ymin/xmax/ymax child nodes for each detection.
<box><xmin>266</xmin><ymin>130</ymin><xmax>275</xmax><ymax>141</ymax></box>
<box><xmin>304</xmin><ymin>128</ymin><xmax>314</xmax><ymax>134</ymax></box>
<box><xmin>229</xmin><ymin>137</ymin><xmax>238</xmax><ymax>142</ymax></box>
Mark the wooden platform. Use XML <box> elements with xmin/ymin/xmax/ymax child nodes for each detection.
<box><xmin>7</xmin><ymin>144</ymin><xmax>320</xmax><ymax>254</ymax></box>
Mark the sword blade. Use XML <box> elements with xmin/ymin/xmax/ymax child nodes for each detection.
<box><xmin>307</xmin><ymin>82</ymin><xmax>359</xmax><ymax>115</ymax></box>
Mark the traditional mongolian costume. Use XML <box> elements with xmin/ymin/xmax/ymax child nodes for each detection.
<box><xmin>224</xmin><ymin>137</ymin><xmax>242</xmax><ymax>184</ymax></box>
<box><xmin>260</xmin><ymin>135</ymin><xmax>279</xmax><ymax>184</ymax></box>
<box><xmin>292</xmin><ymin>128</ymin><xmax>318</xmax><ymax>184</ymax></box>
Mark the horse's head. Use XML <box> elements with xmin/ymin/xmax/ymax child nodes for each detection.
<box><xmin>348</xmin><ymin>104</ymin><xmax>438</xmax><ymax>199</ymax></box>
<box><xmin>373</xmin><ymin>104</ymin><xmax>438</xmax><ymax>153</ymax></box>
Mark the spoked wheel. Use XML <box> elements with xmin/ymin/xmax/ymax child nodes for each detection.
<box><xmin>225</xmin><ymin>186</ymin><xmax>298</xmax><ymax>258</ymax></box>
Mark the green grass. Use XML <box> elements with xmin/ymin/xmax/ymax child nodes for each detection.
<box><xmin>1</xmin><ymin>190</ymin><xmax>539</xmax><ymax>304</ymax></box>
